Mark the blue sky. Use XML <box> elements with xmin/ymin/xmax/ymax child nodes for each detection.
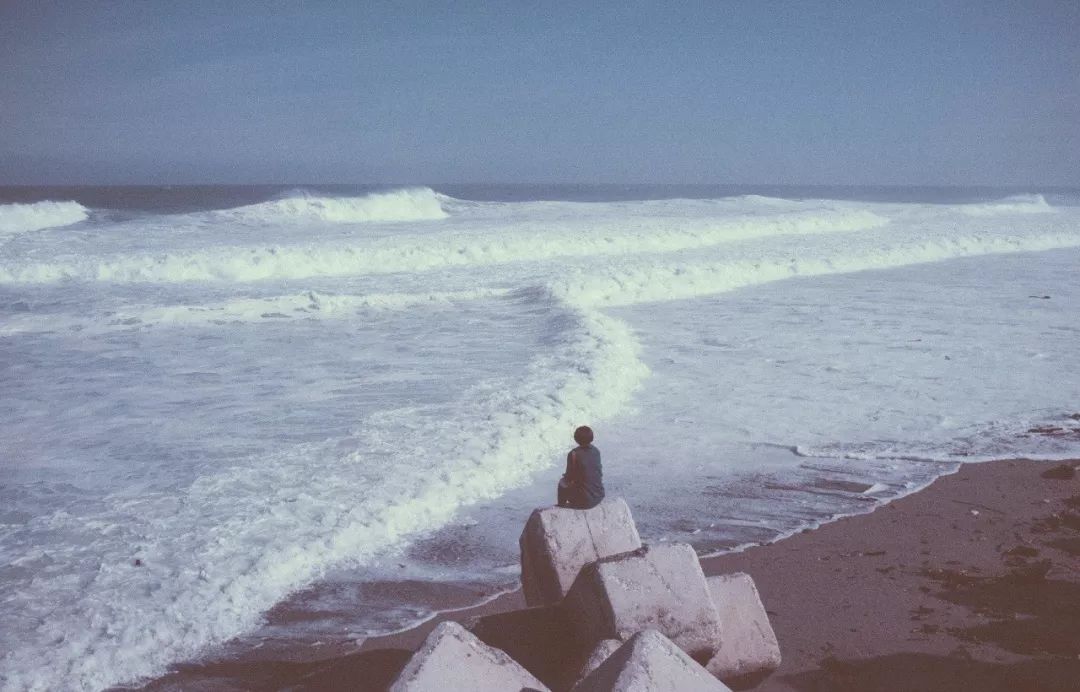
<box><xmin>2</xmin><ymin>1</ymin><xmax>1077</xmax><ymax>185</ymax></box>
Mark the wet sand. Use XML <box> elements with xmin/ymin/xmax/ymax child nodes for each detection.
<box><xmin>140</xmin><ymin>458</ymin><xmax>1080</xmax><ymax>691</ymax></box>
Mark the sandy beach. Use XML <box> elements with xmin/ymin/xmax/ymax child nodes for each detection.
<box><xmin>138</xmin><ymin>457</ymin><xmax>1080</xmax><ymax>691</ymax></box>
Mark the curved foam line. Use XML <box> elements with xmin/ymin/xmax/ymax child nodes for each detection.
<box><xmin>553</xmin><ymin>231</ymin><xmax>1080</xmax><ymax>308</ymax></box>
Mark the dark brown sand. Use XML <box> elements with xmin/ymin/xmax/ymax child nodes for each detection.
<box><xmin>140</xmin><ymin>459</ymin><xmax>1080</xmax><ymax>691</ymax></box>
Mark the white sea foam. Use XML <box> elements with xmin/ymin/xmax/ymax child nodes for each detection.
<box><xmin>216</xmin><ymin>187</ymin><xmax>449</xmax><ymax>224</ymax></box>
<box><xmin>0</xmin><ymin>206</ymin><xmax>885</xmax><ymax>284</ymax></box>
<box><xmin>0</xmin><ymin>200</ymin><xmax>88</xmax><ymax>237</ymax></box>
<box><xmin>794</xmin><ymin>412</ymin><xmax>1080</xmax><ymax>464</ymax></box>
<box><xmin>0</xmin><ymin>289</ymin><xmax>510</xmax><ymax>336</ymax></box>
<box><xmin>554</xmin><ymin>230</ymin><xmax>1080</xmax><ymax>308</ymax></box>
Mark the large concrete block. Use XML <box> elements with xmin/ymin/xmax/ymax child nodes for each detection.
<box><xmin>562</xmin><ymin>543</ymin><xmax>722</xmax><ymax>661</ymax></box>
<box><xmin>519</xmin><ymin>497</ymin><xmax>642</xmax><ymax>607</ymax></box>
<box><xmin>571</xmin><ymin>630</ymin><xmax>732</xmax><ymax>692</ymax></box>
<box><xmin>574</xmin><ymin>639</ymin><xmax>622</xmax><ymax>686</ymax></box>
<box><xmin>388</xmin><ymin>621</ymin><xmax>549</xmax><ymax>692</ymax></box>
<box><xmin>704</xmin><ymin>573</ymin><xmax>782</xmax><ymax>681</ymax></box>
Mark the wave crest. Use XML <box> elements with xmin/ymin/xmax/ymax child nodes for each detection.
<box><xmin>218</xmin><ymin>187</ymin><xmax>448</xmax><ymax>224</ymax></box>
<box><xmin>0</xmin><ymin>200</ymin><xmax>88</xmax><ymax>236</ymax></box>
<box><xmin>0</xmin><ymin>207</ymin><xmax>885</xmax><ymax>284</ymax></box>
<box><xmin>959</xmin><ymin>193</ymin><xmax>1055</xmax><ymax>216</ymax></box>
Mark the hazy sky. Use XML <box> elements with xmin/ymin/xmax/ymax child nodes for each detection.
<box><xmin>2</xmin><ymin>1</ymin><xmax>1077</xmax><ymax>185</ymax></box>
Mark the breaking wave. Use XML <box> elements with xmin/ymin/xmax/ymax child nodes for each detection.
<box><xmin>553</xmin><ymin>231</ymin><xmax>1080</xmax><ymax>308</ymax></box>
<box><xmin>959</xmin><ymin>193</ymin><xmax>1055</xmax><ymax>216</ymax></box>
<box><xmin>0</xmin><ymin>207</ymin><xmax>885</xmax><ymax>284</ymax></box>
<box><xmin>0</xmin><ymin>200</ymin><xmax>88</xmax><ymax>237</ymax></box>
<box><xmin>216</xmin><ymin>187</ymin><xmax>448</xmax><ymax>224</ymax></box>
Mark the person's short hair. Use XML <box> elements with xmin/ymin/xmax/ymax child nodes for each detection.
<box><xmin>574</xmin><ymin>425</ymin><xmax>594</xmax><ymax>446</ymax></box>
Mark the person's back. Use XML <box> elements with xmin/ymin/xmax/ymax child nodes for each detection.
<box><xmin>558</xmin><ymin>426</ymin><xmax>605</xmax><ymax>509</ymax></box>
<box><xmin>572</xmin><ymin>443</ymin><xmax>604</xmax><ymax>508</ymax></box>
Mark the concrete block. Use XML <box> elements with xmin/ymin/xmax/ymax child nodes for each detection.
<box><xmin>571</xmin><ymin>630</ymin><xmax>732</xmax><ymax>692</ymax></box>
<box><xmin>562</xmin><ymin>543</ymin><xmax>722</xmax><ymax>661</ymax></box>
<box><xmin>520</xmin><ymin>497</ymin><xmax>642</xmax><ymax>607</ymax></box>
<box><xmin>574</xmin><ymin>639</ymin><xmax>622</xmax><ymax>685</ymax></box>
<box><xmin>388</xmin><ymin>621</ymin><xmax>549</xmax><ymax>692</ymax></box>
<box><xmin>704</xmin><ymin>573</ymin><xmax>782</xmax><ymax>681</ymax></box>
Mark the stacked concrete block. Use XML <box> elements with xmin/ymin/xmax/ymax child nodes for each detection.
<box><xmin>571</xmin><ymin>630</ymin><xmax>733</xmax><ymax>692</ymax></box>
<box><xmin>520</xmin><ymin>498</ymin><xmax>643</xmax><ymax>607</ymax></box>
<box><xmin>704</xmin><ymin>573</ymin><xmax>782</xmax><ymax>681</ymax></box>
<box><xmin>573</xmin><ymin>639</ymin><xmax>622</xmax><ymax>686</ymax></box>
<box><xmin>390</xmin><ymin>499</ymin><xmax>783</xmax><ymax>690</ymax></box>
<box><xmin>388</xmin><ymin>621</ymin><xmax>549</xmax><ymax>692</ymax></box>
<box><xmin>562</xmin><ymin>543</ymin><xmax>723</xmax><ymax>661</ymax></box>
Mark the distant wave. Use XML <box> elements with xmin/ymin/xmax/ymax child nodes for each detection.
<box><xmin>0</xmin><ymin>207</ymin><xmax>885</xmax><ymax>284</ymax></box>
<box><xmin>0</xmin><ymin>200</ymin><xmax>88</xmax><ymax>237</ymax></box>
<box><xmin>958</xmin><ymin>193</ymin><xmax>1055</xmax><ymax>216</ymax></box>
<box><xmin>216</xmin><ymin>187</ymin><xmax>448</xmax><ymax>224</ymax></box>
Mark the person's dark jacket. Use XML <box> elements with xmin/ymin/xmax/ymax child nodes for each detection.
<box><xmin>564</xmin><ymin>444</ymin><xmax>604</xmax><ymax>508</ymax></box>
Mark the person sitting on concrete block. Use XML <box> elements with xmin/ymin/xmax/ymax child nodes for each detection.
<box><xmin>562</xmin><ymin>543</ymin><xmax>723</xmax><ymax>662</ymax></box>
<box><xmin>389</xmin><ymin>621</ymin><xmax>550</xmax><ymax>692</ymax></box>
<box><xmin>572</xmin><ymin>630</ymin><xmax>733</xmax><ymax>692</ymax></box>
<box><xmin>558</xmin><ymin>425</ymin><xmax>604</xmax><ymax>509</ymax></box>
<box><xmin>704</xmin><ymin>572</ymin><xmax>782</xmax><ymax>683</ymax></box>
<box><xmin>519</xmin><ymin>498</ymin><xmax>643</xmax><ymax>607</ymax></box>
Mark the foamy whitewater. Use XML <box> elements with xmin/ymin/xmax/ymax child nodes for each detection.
<box><xmin>1</xmin><ymin>185</ymin><xmax>1079</xmax><ymax>690</ymax></box>
<box><xmin>0</xmin><ymin>200</ymin><xmax>88</xmax><ymax>238</ymax></box>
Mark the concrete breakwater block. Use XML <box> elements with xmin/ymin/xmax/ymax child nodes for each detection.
<box><xmin>520</xmin><ymin>497</ymin><xmax>643</xmax><ymax>607</ymax></box>
<box><xmin>574</xmin><ymin>639</ymin><xmax>622</xmax><ymax>686</ymax></box>
<box><xmin>571</xmin><ymin>630</ymin><xmax>733</xmax><ymax>692</ymax></box>
<box><xmin>562</xmin><ymin>543</ymin><xmax>722</xmax><ymax>661</ymax></box>
<box><xmin>704</xmin><ymin>573</ymin><xmax>782</xmax><ymax>681</ymax></box>
<box><xmin>388</xmin><ymin>621</ymin><xmax>549</xmax><ymax>692</ymax></box>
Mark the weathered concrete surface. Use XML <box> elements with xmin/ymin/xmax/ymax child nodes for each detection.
<box><xmin>562</xmin><ymin>543</ymin><xmax>722</xmax><ymax>661</ymax></box>
<box><xmin>388</xmin><ymin>621</ymin><xmax>549</xmax><ymax>692</ymax></box>
<box><xmin>704</xmin><ymin>572</ymin><xmax>782</xmax><ymax>682</ymax></box>
<box><xmin>466</xmin><ymin>604</ymin><xmax>575</xmax><ymax>690</ymax></box>
<box><xmin>520</xmin><ymin>498</ymin><xmax>642</xmax><ymax>607</ymax></box>
<box><xmin>571</xmin><ymin>630</ymin><xmax>733</xmax><ymax>692</ymax></box>
<box><xmin>573</xmin><ymin>639</ymin><xmax>622</xmax><ymax>687</ymax></box>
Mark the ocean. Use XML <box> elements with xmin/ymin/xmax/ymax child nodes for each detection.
<box><xmin>1</xmin><ymin>184</ymin><xmax>1079</xmax><ymax>690</ymax></box>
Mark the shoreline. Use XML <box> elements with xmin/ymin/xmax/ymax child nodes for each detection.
<box><xmin>139</xmin><ymin>458</ymin><xmax>1080</xmax><ymax>691</ymax></box>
